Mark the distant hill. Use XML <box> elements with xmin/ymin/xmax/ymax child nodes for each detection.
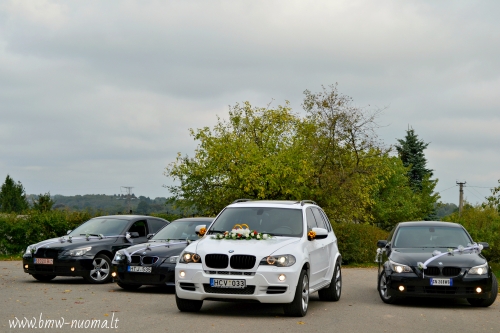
<box><xmin>28</xmin><ymin>194</ymin><xmax>179</xmax><ymax>215</ymax></box>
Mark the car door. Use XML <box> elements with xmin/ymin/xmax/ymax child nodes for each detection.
<box><xmin>127</xmin><ymin>219</ymin><xmax>149</xmax><ymax>244</ymax></box>
<box><xmin>305</xmin><ymin>208</ymin><xmax>327</xmax><ymax>287</ymax></box>
<box><xmin>312</xmin><ymin>207</ymin><xmax>332</xmax><ymax>280</ymax></box>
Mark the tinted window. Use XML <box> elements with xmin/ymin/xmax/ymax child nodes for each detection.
<box><xmin>393</xmin><ymin>226</ymin><xmax>472</xmax><ymax>248</ymax></box>
<box><xmin>68</xmin><ymin>218</ymin><xmax>128</xmax><ymax>236</ymax></box>
<box><xmin>148</xmin><ymin>219</ymin><xmax>168</xmax><ymax>234</ymax></box>
<box><xmin>318</xmin><ymin>209</ymin><xmax>332</xmax><ymax>232</ymax></box>
<box><xmin>306</xmin><ymin>208</ymin><xmax>318</xmax><ymax>230</ymax></box>
<box><xmin>209</xmin><ymin>207</ymin><xmax>303</xmax><ymax>237</ymax></box>
<box><xmin>312</xmin><ymin>208</ymin><xmax>329</xmax><ymax>231</ymax></box>
<box><xmin>153</xmin><ymin>221</ymin><xmax>208</xmax><ymax>241</ymax></box>
<box><xmin>128</xmin><ymin>220</ymin><xmax>148</xmax><ymax>237</ymax></box>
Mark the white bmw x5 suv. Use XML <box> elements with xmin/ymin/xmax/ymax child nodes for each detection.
<box><xmin>175</xmin><ymin>200</ymin><xmax>342</xmax><ymax>317</ymax></box>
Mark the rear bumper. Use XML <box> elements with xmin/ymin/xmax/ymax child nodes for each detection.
<box><xmin>386</xmin><ymin>271</ymin><xmax>494</xmax><ymax>299</ymax></box>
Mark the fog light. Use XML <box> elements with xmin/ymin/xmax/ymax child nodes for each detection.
<box><xmin>179</xmin><ymin>271</ymin><xmax>186</xmax><ymax>278</ymax></box>
<box><xmin>70</xmin><ymin>267</ymin><xmax>75</xmax><ymax>272</ymax></box>
<box><xmin>476</xmin><ymin>287</ymin><xmax>482</xmax><ymax>293</ymax></box>
<box><xmin>399</xmin><ymin>285</ymin><xmax>405</xmax><ymax>292</ymax></box>
<box><xmin>278</xmin><ymin>274</ymin><xmax>286</xmax><ymax>282</ymax></box>
<box><xmin>111</xmin><ymin>272</ymin><xmax>117</xmax><ymax>278</ymax></box>
<box><xmin>24</xmin><ymin>264</ymin><xmax>28</xmax><ymax>269</ymax></box>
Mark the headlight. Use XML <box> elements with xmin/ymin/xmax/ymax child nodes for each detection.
<box><xmin>390</xmin><ymin>260</ymin><xmax>412</xmax><ymax>273</ymax></box>
<box><xmin>179</xmin><ymin>251</ymin><xmax>201</xmax><ymax>264</ymax></box>
<box><xmin>169</xmin><ymin>256</ymin><xmax>179</xmax><ymax>263</ymax></box>
<box><xmin>468</xmin><ymin>263</ymin><xmax>488</xmax><ymax>275</ymax></box>
<box><xmin>68</xmin><ymin>247</ymin><xmax>92</xmax><ymax>257</ymax></box>
<box><xmin>114</xmin><ymin>252</ymin><xmax>125</xmax><ymax>261</ymax></box>
<box><xmin>260</xmin><ymin>255</ymin><xmax>296</xmax><ymax>267</ymax></box>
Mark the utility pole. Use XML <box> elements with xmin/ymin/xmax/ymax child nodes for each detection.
<box><xmin>456</xmin><ymin>181</ymin><xmax>466</xmax><ymax>217</ymax></box>
<box><xmin>121</xmin><ymin>186</ymin><xmax>134</xmax><ymax>214</ymax></box>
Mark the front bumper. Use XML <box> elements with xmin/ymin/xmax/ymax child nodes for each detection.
<box><xmin>112</xmin><ymin>262</ymin><xmax>175</xmax><ymax>286</ymax></box>
<box><xmin>385</xmin><ymin>270</ymin><xmax>494</xmax><ymax>299</ymax></box>
<box><xmin>22</xmin><ymin>255</ymin><xmax>93</xmax><ymax>277</ymax></box>
<box><xmin>175</xmin><ymin>263</ymin><xmax>300</xmax><ymax>303</ymax></box>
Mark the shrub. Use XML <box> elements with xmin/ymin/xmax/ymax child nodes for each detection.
<box><xmin>332</xmin><ymin>222</ymin><xmax>389</xmax><ymax>264</ymax></box>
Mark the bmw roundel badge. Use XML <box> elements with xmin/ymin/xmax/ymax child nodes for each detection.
<box><xmin>229</xmin><ymin>250</ymin><xmax>234</xmax><ymax>253</ymax></box>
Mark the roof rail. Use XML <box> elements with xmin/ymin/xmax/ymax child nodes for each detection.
<box><xmin>300</xmin><ymin>200</ymin><xmax>317</xmax><ymax>206</ymax></box>
<box><xmin>232</xmin><ymin>199</ymin><xmax>253</xmax><ymax>204</ymax></box>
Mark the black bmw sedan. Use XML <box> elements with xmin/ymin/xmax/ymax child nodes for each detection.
<box><xmin>111</xmin><ymin>217</ymin><xmax>213</xmax><ymax>290</ymax></box>
<box><xmin>376</xmin><ymin>221</ymin><xmax>497</xmax><ymax>306</ymax></box>
<box><xmin>23</xmin><ymin>215</ymin><xmax>169</xmax><ymax>284</ymax></box>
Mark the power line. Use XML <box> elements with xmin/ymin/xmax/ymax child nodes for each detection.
<box><xmin>464</xmin><ymin>188</ymin><xmax>484</xmax><ymax>202</ymax></box>
<box><xmin>436</xmin><ymin>185</ymin><xmax>457</xmax><ymax>193</ymax></box>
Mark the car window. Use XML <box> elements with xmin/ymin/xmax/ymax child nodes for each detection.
<box><xmin>68</xmin><ymin>218</ymin><xmax>128</xmax><ymax>236</ymax></box>
<box><xmin>209</xmin><ymin>207</ymin><xmax>303</xmax><ymax>237</ymax></box>
<box><xmin>148</xmin><ymin>219</ymin><xmax>168</xmax><ymax>234</ymax></box>
<box><xmin>127</xmin><ymin>220</ymin><xmax>148</xmax><ymax>237</ymax></box>
<box><xmin>306</xmin><ymin>208</ymin><xmax>318</xmax><ymax>230</ymax></box>
<box><xmin>393</xmin><ymin>226</ymin><xmax>472</xmax><ymax>248</ymax></box>
<box><xmin>318</xmin><ymin>209</ymin><xmax>332</xmax><ymax>232</ymax></box>
<box><xmin>312</xmin><ymin>207</ymin><xmax>330</xmax><ymax>231</ymax></box>
<box><xmin>153</xmin><ymin>221</ymin><xmax>207</xmax><ymax>241</ymax></box>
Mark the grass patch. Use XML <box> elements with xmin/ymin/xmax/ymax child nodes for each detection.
<box><xmin>0</xmin><ymin>254</ymin><xmax>22</xmax><ymax>261</ymax></box>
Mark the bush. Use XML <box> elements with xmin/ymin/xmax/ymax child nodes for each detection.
<box><xmin>332</xmin><ymin>222</ymin><xmax>389</xmax><ymax>264</ymax></box>
<box><xmin>0</xmin><ymin>210</ymin><xmax>95</xmax><ymax>255</ymax></box>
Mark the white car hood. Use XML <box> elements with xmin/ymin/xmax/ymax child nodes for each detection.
<box><xmin>195</xmin><ymin>236</ymin><xmax>300</xmax><ymax>258</ymax></box>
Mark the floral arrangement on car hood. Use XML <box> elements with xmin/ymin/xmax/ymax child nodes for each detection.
<box><xmin>212</xmin><ymin>224</ymin><xmax>271</xmax><ymax>240</ymax></box>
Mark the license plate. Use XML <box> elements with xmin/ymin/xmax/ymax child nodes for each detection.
<box><xmin>127</xmin><ymin>266</ymin><xmax>152</xmax><ymax>273</ymax></box>
<box><xmin>210</xmin><ymin>278</ymin><xmax>246</xmax><ymax>289</ymax></box>
<box><xmin>34</xmin><ymin>258</ymin><xmax>53</xmax><ymax>265</ymax></box>
<box><xmin>430</xmin><ymin>278</ymin><xmax>452</xmax><ymax>286</ymax></box>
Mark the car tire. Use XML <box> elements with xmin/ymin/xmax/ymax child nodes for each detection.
<box><xmin>175</xmin><ymin>294</ymin><xmax>203</xmax><ymax>312</ymax></box>
<box><xmin>32</xmin><ymin>274</ymin><xmax>56</xmax><ymax>282</ymax></box>
<box><xmin>318</xmin><ymin>259</ymin><xmax>342</xmax><ymax>302</ymax></box>
<box><xmin>84</xmin><ymin>254</ymin><xmax>112</xmax><ymax>284</ymax></box>
<box><xmin>378</xmin><ymin>270</ymin><xmax>399</xmax><ymax>304</ymax></box>
<box><xmin>283</xmin><ymin>269</ymin><xmax>309</xmax><ymax>317</ymax></box>
<box><xmin>467</xmin><ymin>274</ymin><xmax>498</xmax><ymax>307</ymax></box>
<box><xmin>117</xmin><ymin>282</ymin><xmax>142</xmax><ymax>290</ymax></box>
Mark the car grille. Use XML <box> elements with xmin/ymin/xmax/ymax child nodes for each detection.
<box><xmin>230</xmin><ymin>255</ymin><xmax>256</xmax><ymax>270</ymax></box>
<box><xmin>204</xmin><ymin>271</ymin><xmax>255</xmax><ymax>276</ymax></box>
<box><xmin>130</xmin><ymin>256</ymin><xmax>141</xmax><ymax>264</ymax></box>
<box><xmin>424</xmin><ymin>286</ymin><xmax>457</xmax><ymax>294</ymax></box>
<box><xmin>442</xmin><ymin>267</ymin><xmax>461</xmax><ymax>276</ymax></box>
<box><xmin>35</xmin><ymin>249</ymin><xmax>60</xmax><ymax>258</ymax></box>
<box><xmin>203</xmin><ymin>284</ymin><xmax>255</xmax><ymax>295</ymax></box>
<box><xmin>205</xmin><ymin>254</ymin><xmax>229</xmax><ymax>269</ymax></box>
<box><xmin>180</xmin><ymin>283</ymin><xmax>196</xmax><ymax>291</ymax></box>
<box><xmin>423</xmin><ymin>267</ymin><xmax>440</xmax><ymax>276</ymax></box>
<box><xmin>141</xmin><ymin>256</ymin><xmax>159</xmax><ymax>265</ymax></box>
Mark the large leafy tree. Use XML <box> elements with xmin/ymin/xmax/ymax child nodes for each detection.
<box><xmin>165</xmin><ymin>102</ymin><xmax>313</xmax><ymax>215</ymax></box>
<box><xmin>0</xmin><ymin>175</ymin><xmax>29</xmax><ymax>213</ymax></box>
<box><xmin>32</xmin><ymin>192</ymin><xmax>55</xmax><ymax>212</ymax></box>
<box><xmin>395</xmin><ymin>128</ymin><xmax>439</xmax><ymax>219</ymax></box>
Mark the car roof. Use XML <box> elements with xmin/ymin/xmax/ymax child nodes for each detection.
<box><xmin>92</xmin><ymin>215</ymin><xmax>166</xmax><ymax>221</ymax></box>
<box><xmin>397</xmin><ymin>221</ymin><xmax>463</xmax><ymax>228</ymax></box>
<box><xmin>171</xmin><ymin>217</ymin><xmax>214</xmax><ymax>223</ymax></box>
<box><xmin>227</xmin><ymin>200</ymin><xmax>317</xmax><ymax>209</ymax></box>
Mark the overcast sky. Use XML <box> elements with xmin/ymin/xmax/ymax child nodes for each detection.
<box><xmin>1</xmin><ymin>0</ymin><xmax>499</xmax><ymax>206</ymax></box>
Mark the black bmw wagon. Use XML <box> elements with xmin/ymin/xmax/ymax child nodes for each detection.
<box><xmin>376</xmin><ymin>221</ymin><xmax>497</xmax><ymax>306</ymax></box>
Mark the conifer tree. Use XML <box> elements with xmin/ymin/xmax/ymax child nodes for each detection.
<box><xmin>0</xmin><ymin>175</ymin><xmax>29</xmax><ymax>213</ymax></box>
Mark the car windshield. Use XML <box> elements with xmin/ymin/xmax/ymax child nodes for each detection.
<box><xmin>209</xmin><ymin>207</ymin><xmax>303</xmax><ymax>237</ymax></box>
<box><xmin>152</xmin><ymin>221</ymin><xmax>208</xmax><ymax>241</ymax></box>
<box><xmin>393</xmin><ymin>226</ymin><xmax>472</xmax><ymax>248</ymax></box>
<box><xmin>68</xmin><ymin>218</ymin><xmax>128</xmax><ymax>237</ymax></box>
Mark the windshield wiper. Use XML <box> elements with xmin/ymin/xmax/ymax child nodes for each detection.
<box><xmin>79</xmin><ymin>233</ymin><xmax>101</xmax><ymax>237</ymax></box>
<box><xmin>207</xmin><ymin>230</ymin><xmax>226</xmax><ymax>235</ymax></box>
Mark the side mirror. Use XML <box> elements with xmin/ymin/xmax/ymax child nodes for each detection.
<box><xmin>311</xmin><ymin>227</ymin><xmax>328</xmax><ymax>240</ymax></box>
<box><xmin>377</xmin><ymin>240</ymin><xmax>388</xmax><ymax>248</ymax></box>
<box><xmin>129</xmin><ymin>232</ymin><xmax>140</xmax><ymax>238</ymax></box>
<box><xmin>147</xmin><ymin>233</ymin><xmax>154</xmax><ymax>240</ymax></box>
<box><xmin>479</xmin><ymin>242</ymin><xmax>489</xmax><ymax>249</ymax></box>
<box><xmin>67</xmin><ymin>230</ymin><xmax>72</xmax><ymax>235</ymax></box>
<box><xmin>195</xmin><ymin>225</ymin><xmax>207</xmax><ymax>235</ymax></box>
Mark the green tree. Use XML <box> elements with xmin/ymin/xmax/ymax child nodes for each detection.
<box><xmin>0</xmin><ymin>175</ymin><xmax>29</xmax><ymax>213</ymax></box>
<box><xmin>165</xmin><ymin>101</ymin><xmax>313</xmax><ymax>215</ymax></box>
<box><xmin>32</xmin><ymin>192</ymin><xmax>55</xmax><ymax>212</ymax></box>
<box><xmin>486</xmin><ymin>179</ymin><xmax>500</xmax><ymax>213</ymax></box>
<box><xmin>395</xmin><ymin>128</ymin><xmax>439</xmax><ymax>219</ymax></box>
